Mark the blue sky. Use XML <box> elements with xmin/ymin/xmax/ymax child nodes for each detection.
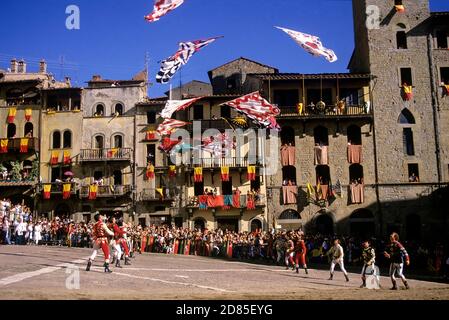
<box><xmin>1</xmin><ymin>0</ymin><xmax>448</xmax><ymax>97</ymax></box>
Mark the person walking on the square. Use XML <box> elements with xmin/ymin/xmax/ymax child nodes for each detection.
<box><xmin>360</xmin><ymin>240</ymin><xmax>379</xmax><ymax>288</ymax></box>
<box><xmin>384</xmin><ymin>232</ymin><xmax>410</xmax><ymax>290</ymax></box>
<box><xmin>325</xmin><ymin>239</ymin><xmax>349</xmax><ymax>282</ymax></box>
<box><xmin>294</xmin><ymin>232</ymin><xmax>308</xmax><ymax>274</ymax></box>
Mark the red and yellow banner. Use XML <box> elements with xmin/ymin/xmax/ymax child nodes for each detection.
<box><xmin>88</xmin><ymin>184</ymin><xmax>98</xmax><ymax>200</ymax></box>
<box><xmin>20</xmin><ymin>138</ymin><xmax>29</xmax><ymax>153</ymax></box>
<box><xmin>297</xmin><ymin>102</ymin><xmax>303</xmax><ymax>115</ymax></box>
<box><xmin>50</xmin><ymin>151</ymin><xmax>59</xmax><ymax>165</ymax></box>
<box><xmin>0</xmin><ymin>139</ymin><xmax>8</xmax><ymax>153</ymax></box>
<box><xmin>403</xmin><ymin>85</ymin><xmax>413</xmax><ymax>101</ymax></box>
<box><xmin>107</xmin><ymin>148</ymin><xmax>119</xmax><ymax>158</ymax></box>
<box><xmin>194</xmin><ymin>167</ymin><xmax>203</xmax><ymax>182</ymax></box>
<box><xmin>221</xmin><ymin>166</ymin><xmax>230</xmax><ymax>181</ymax></box>
<box><xmin>146</xmin><ymin>129</ymin><xmax>156</xmax><ymax>140</ymax></box>
<box><xmin>7</xmin><ymin>108</ymin><xmax>16</xmax><ymax>124</ymax></box>
<box><xmin>168</xmin><ymin>165</ymin><xmax>176</xmax><ymax>178</ymax></box>
<box><xmin>444</xmin><ymin>84</ymin><xmax>449</xmax><ymax>96</ymax></box>
<box><xmin>62</xmin><ymin>183</ymin><xmax>71</xmax><ymax>199</ymax></box>
<box><xmin>156</xmin><ymin>188</ymin><xmax>164</xmax><ymax>200</ymax></box>
<box><xmin>146</xmin><ymin>164</ymin><xmax>155</xmax><ymax>180</ymax></box>
<box><xmin>395</xmin><ymin>4</ymin><xmax>405</xmax><ymax>12</ymax></box>
<box><xmin>43</xmin><ymin>184</ymin><xmax>52</xmax><ymax>200</ymax></box>
<box><xmin>247</xmin><ymin>166</ymin><xmax>256</xmax><ymax>181</ymax></box>
<box><xmin>63</xmin><ymin>151</ymin><xmax>71</xmax><ymax>165</ymax></box>
<box><xmin>25</xmin><ymin>108</ymin><xmax>32</xmax><ymax>122</ymax></box>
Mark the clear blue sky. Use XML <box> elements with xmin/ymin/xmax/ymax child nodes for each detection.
<box><xmin>1</xmin><ymin>0</ymin><xmax>448</xmax><ymax>98</ymax></box>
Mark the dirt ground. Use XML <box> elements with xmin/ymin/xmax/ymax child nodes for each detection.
<box><xmin>1</xmin><ymin>245</ymin><xmax>448</xmax><ymax>300</ymax></box>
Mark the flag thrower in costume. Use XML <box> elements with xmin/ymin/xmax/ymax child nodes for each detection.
<box><xmin>156</xmin><ymin>37</ymin><xmax>222</xmax><ymax>84</ymax></box>
<box><xmin>156</xmin><ymin>119</ymin><xmax>190</xmax><ymax>136</ymax></box>
<box><xmin>275</xmin><ymin>26</ymin><xmax>338</xmax><ymax>63</ymax></box>
<box><xmin>160</xmin><ymin>97</ymin><xmax>203</xmax><ymax>119</ymax></box>
<box><xmin>145</xmin><ymin>0</ymin><xmax>184</xmax><ymax>22</ymax></box>
<box><xmin>221</xmin><ymin>92</ymin><xmax>281</xmax><ymax>130</ymax></box>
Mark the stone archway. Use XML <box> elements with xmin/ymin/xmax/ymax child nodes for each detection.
<box><xmin>315</xmin><ymin>213</ymin><xmax>334</xmax><ymax>235</ymax></box>
<box><xmin>250</xmin><ymin>218</ymin><xmax>262</xmax><ymax>232</ymax></box>
<box><xmin>349</xmin><ymin>209</ymin><xmax>375</xmax><ymax>238</ymax></box>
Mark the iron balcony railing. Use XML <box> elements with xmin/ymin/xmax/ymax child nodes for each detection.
<box><xmin>186</xmin><ymin>194</ymin><xmax>266</xmax><ymax>209</ymax></box>
<box><xmin>140</xmin><ymin>188</ymin><xmax>177</xmax><ymax>201</ymax></box>
<box><xmin>79</xmin><ymin>148</ymin><xmax>132</xmax><ymax>161</ymax></box>
<box><xmin>79</xmin><ymin>185</ymin><xmax>132</xmax><ymax>198</ymax></box>
<box><xmin>187</xmin><ymin>157</ymin><xmax>260</xmax><ymax>168</ymax></box>
<box><xmin>39</xmin><ymin>182</ymin><xmax>78</xmax><ymax>194</ymax></box>
<box><xmin>277</xmin><ymin>104</ymin><xmax>372</xmax><ymax>118</ymax></box>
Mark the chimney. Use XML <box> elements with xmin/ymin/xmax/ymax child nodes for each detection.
<box><xmin>39</xmin><ymin>59</ymin><xmax>47</xmax><ymax>74</ymax></box>
<box><xmin>65</xmin><ymin>76</ymin><xmax>71</xmax><ymax>87</ymax></box>
<box><xmin>18</xmin><ymin>59</ymin><xmax>27</xmax><ymax>73</ymax></box>
<box><xmin>10</xmin><ymin>59</ymin><xmax>18</xmax><ymax>73</ymax></box>
<box><xmin>92</xmin><ymin>75</ymin><xmax>102</xmax><ymax>81</ymax></box>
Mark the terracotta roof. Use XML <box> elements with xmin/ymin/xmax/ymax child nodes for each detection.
<box><xmin>250</xmin><ymin>73</ymin><xmax>371</xmax><ymax>81</ymax></box>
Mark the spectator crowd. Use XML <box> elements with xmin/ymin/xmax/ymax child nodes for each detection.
<box><xmin>1</xmin><ymin>204</ymin><xmax>448</xmax><ymax>281</ymax></box>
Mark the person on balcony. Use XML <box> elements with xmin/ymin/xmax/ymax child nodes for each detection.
<box><xmin>409</xmin><ymin>173</ymin><xmax>419</xmax><ymax>183</ymax></box>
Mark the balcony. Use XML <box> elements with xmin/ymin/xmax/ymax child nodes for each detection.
<box><xmin>79</xmin><ymin>185</ymin><xmax>132</xmax><ymax>198</ymax></box>
<box><xmin>0</xmin><ymin>137</ymin><xmax>39</xmax><ymax>153</ymax></box>
<box><xmin>186</xmin><ymin>194</ymin><xmax>266</xmax><ymax>210</ymax></box>
<box><xmin>39</xmin><ymin>182</ymin><xmax>78</xmax><ymax>194</ymax></box>
<box><xmin>140</xmin><ymin>188</ymin><xmax>177</xmax><ymax>201</ymax></box>
<box><xmin>187</xmin><ymin>157</ymin><xmax>260</xmax><ymax>169</ymax></box>
<box><xmin>79</xmin><ymin>148</ymin><xmax>132</xmax><ymax>162</ymax></box>
<box><xmin>277</xmin><ymin>104</ymin><xmax>372</xmax><ymax>119</ymax></box>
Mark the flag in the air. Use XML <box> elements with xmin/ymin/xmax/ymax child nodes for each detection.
<box><xmin>156</xmin><ymin>119</ymin><xmax>190</xmax><ymax>136</ymax></box>
<box><xmin>160</xmin><ymin>97</ymin><xmax>203</xmax><ymax>119</ymax></box>
<box><xmin>156</xmin><ymin>37</ymin><xmax>222</xmax><ymax>84</ymax></box>
<box><xmin>145</xmin><ymin>0</ymin><xmax>184</xmax><ymax>22</ymax></box>
<box><xmin>275</xmin><ymin>26</ymin><xmax>338</xmax><ymax>63</ymax></box>
<box><xmin>221</xmin><ymin>92</ymin><xmax>281</xmax><ymax>130</ymax></box>
<box><xmin>222</xmin><ymin>116</ymin><xmax>249</xmax><ymax>130</ymax></box>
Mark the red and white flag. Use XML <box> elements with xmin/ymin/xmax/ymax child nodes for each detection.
<box><xmin>221</xmin><ymin>92</ymin><xmax>281</xmax><ymax>130</ymax></box>
<box><xmin>275</xmin><ymin>26</ymin><xmax>338</xmax><ymax>63</ymax></box>
<box><xmin>156</xmin><ymin>37</ymin><xmax>222</xmax><ymax>84</ymax></box>
<box><xmin>145</xmin><ymin>0</ymin><xmax>184</xmax><ymax>22</ymax></box>
<box><xmin>160</xmin><ymin>97</ymin><xmax>203</xmax><ymax>119</ymax></box>
<box><xmin>156</xmin><ymin>119</ymin><xmax>190</xmax><ymax>136</ymax></box>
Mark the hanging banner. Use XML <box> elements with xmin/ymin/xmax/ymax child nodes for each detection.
<box><xmin>43</xmin><ymin>184</ymin><xmax>52</xmax><ymax>200</ymax></box>
<box><xmin>1</xmin><ymin>139</ymin><xmax>8</xmax><ymax>153</ymax></box>
<box><xmin>63</xmin><ymin>183</ymin><xmax>71</xmax><ymax>199</ymax></box>
<box><xmin>7</xmin><ymin>108</ymin><xmax>16</xmax><ymax>123</ymax></box>
<box><xmin>221</xmin><ymin>166</ymin><xmax>230</xmax><ymax>181</ymax></box>
<box><xmin>89</xmin><ymin>184</ymin><xmax>98</xmax><ymax>200</ymax></box>
<box><xmin>247</xmin><ymin>166</ymin><xmax>256</xmax><ymax>181</ymax></box>
<box><xmin>50</xmin><ymin>151</ymin><xmax>59</xmax><ymax>165</ymax></box>
<box><xmin>63</xmin><ymin>151</ymin><xmax>71</xmax><ymax>165</ymax></box>
<box><xmin>25</xmin><ymin>108</ymin><xmax>32</xmax><ymax>122</ymax></box>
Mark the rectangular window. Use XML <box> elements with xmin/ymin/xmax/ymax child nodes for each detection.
<box><xmin>222</xmin><ymin>178</ymin><xmax>233</xmax><ymax>195</ymax></box>
<box><xmin>194</xmin><ymin>181</ymin><xmax>204</xmax><ymax>196</ymax></box>
<box><xmin>400</xmin><ymin>68</ymin><xmax>413</xmax><ymax>86</ymax></box>
<box><xmin>407</xmin><ymin>163</ymin><xmax>419</xmax><ymax>182</ymax></box>
<box><xmin>340</xmin><ymin>88</ymin><xmax>359</xmax><ymax>105</ymax></box>
<box><xmin>193</xmin><ymin>105</ymin><xmax>203</xmax><ymax>120</ymax></box>
<box><xmin>273</xmin><ymin>90</ymin><xmax>300</xmax><ymax>107</ymax></box>
<box><xmin>436</xmin><ymin>30</ymin><xmax>448</xmax><ymax>49</ymax></box>
<box><xmin>396</xmin><ymin>31</ymin><xmax>407</xmax><ymax>49</ymax></box>
<box><xmin>146</xmin><ymin>144</ymin><xmax>155</xmax><ymax>164</ymax></box>
<box><xmin>51</xmin><ymin>167</ymin><xmax>61</xmax><ymax>182</ymax></box>
<box><xmin>147</xmin><ymin>111</ymin><xmax>156</xmax><ymax>124</ymax></box>
<box><xmin>221</xmin><ymin>105</ymin><xmax>231</xmax><ymax>118</ymax></box>
<box><xmin>395</xmin><ymin>0</ymin><xmax>403</xmax><ymax>5</ymax></box>
<box><xmin>440</xmin><ymin>67</ymin><xmax>449</xmax><ymax>85</ymax></box>
<box><xmin>250</xmin><ymin>176</ymin><xmax>261</xmax><ymax>192</ymax></box>
<box><xmin>306</xmin><ymin>88</ymin><xmax>332</xmax><ymax>106</ymax></box>
<box><xmin>403</xmin><ymin>128</ymin><xmax>415</xmax><ymax>156</ymax></box>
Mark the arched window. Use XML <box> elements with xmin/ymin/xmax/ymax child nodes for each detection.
<box><xmin>347</xmin><ymin>125</ymin><xmax>362</xmax><ymax>145</ymax></box>
<box><xmin>113</xmin><ymin>170</ymin><xmax>122</xmax><ymax>185</ymax></box>
<box><xmin>193</xmin><ymin>218</ymin><xmax>206</xmax><ymax>231</ymax></box>
<box><xmin>250</xmin><ymin>219</ymin><xmax>262</xmax><ymax>232</ymax></box>
<box><xmin>94</xmin><ymin>104</ymin><xmax>104</xmax><ymax>117</ymax></box>
<box><xmin>52</xmin><ymin>131</ymin><xmax>61</xmax><ymax>149</ymax></box>
<box><xmin>94</xmin><ymin>135</ymin><xmax>104</xmax><ymax>149</ymax></box>
<box><xmin>282</xmin><ymin>166</ymin><xmax>297</xmax><ymax>185</ymax></box>
<box><xmin>63</xmin><ymin>130</ymin><xmax>72</xmax><ymax>148</ymax></box>
<box><xmin>24</xmin><ymin>123</ymin><xmax>33</xmax><ymax>137</ymax></box>
<box><xmin>113</xmin><ymin>135</ymin><xmax>123</xmax><ymax>148</ymax></box>
<box><xmin>398</xmin><ymin>109</ymin><xmax>415</xmax><ymax>124</ymax></box>
<box><xmin>316</xmin><ymin>165</ymin><xmax>330</xmax><ymax>185</ymax></box>
<box><xmin>314</xmin><ymin>126</ymin><xmax>329</xmax><ymax>146</ymax></box>
<box><xmin>349</xmin><ymin>164</ymin><xmax>364</xmax><ymax>183</ymax></box>
<box><xmin>7</xmin><ymin>124</ymin><xmax>16</xmax><ymax>138</ymax></box>
<box><xmin>397</xmin><ymin>31</ymin><xmax>407</xmax><ymax>49</ymax></box>
<box><xmin>114</xmin><ymin>103</ymin><xmax>123</xmax><ymax>116</ymax></box>
<box><xmin>280</xmin><ymin>126</ymin><xmax>295</xmax><ymax>146</ymax></box>
<box><xmin>279</xmin><ymin>209</ymin><xmax>301</xmax><ymax>220</ymax></box>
